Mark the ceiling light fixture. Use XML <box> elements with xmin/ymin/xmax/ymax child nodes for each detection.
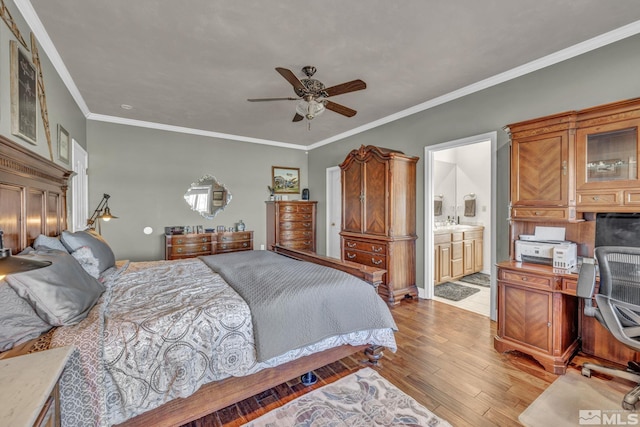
<box><xmin>295</xmin><ymin>95</ymin><xmax>326</xmax><ymax>120</ymax></box>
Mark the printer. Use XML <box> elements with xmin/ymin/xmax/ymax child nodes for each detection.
<box><xmin>514</xmin><ymin>226</ymin><xmax>577</xmax><ymax>269</ymax></box>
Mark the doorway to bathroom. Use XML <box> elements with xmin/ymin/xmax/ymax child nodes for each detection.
<box><xmin>424</xmin><ymin>132</ymin><xmax>497</xmax><ymax>320</ymax></box>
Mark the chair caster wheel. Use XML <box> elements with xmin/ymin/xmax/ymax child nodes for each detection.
<box><xmin>582</xmin><ymin>367</ymin><xmax>591</xmax><ymax>378</ymax></box>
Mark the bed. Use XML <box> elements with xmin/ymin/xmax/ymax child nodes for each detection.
<box><xmin>0</xmin><ymin>135</ymin><xmax>397</xmax><ymax>427</ymax></box>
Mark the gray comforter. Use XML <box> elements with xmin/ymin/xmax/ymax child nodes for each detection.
<box><xmin>200</xmin><ymin>250</ymin><xmax>398</xmax><ymax>361</ymax></box>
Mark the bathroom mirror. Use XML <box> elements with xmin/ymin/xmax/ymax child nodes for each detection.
<box><xmin>184</xmin><ymin>174</ymin><xmax>232</xmax><ymax>219</ymax></box>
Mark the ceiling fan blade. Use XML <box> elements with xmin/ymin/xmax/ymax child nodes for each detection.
<box><xmin>247</xmin><ymin>97</ymin><xmax>298</xmax><ymax>102</ymax></box>
<box><xmin>325</xmin><ymin>100</ymin><xmax>357</xmax><ymax>117</ymax></box>
<box><xmin>293</xmin><ymin>113</ymin><xmax>304</xmax><ymax>122</ymax></box>
<box><xmin>275</xmin><ymin>67</ymin><xmax>306</xmax><ymax>93</ymax></box>
<box><xmin>323</xmin><ymin>79</ymin><xmax>366</xmax><ymax>97</ymax></box>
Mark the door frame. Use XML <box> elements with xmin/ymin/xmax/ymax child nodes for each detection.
<box><xmin>325</xmin><ymin>166</ymin><xmax>341</xmax><ymax>259</ymax></box>
<box><xmin>424</xmin><ymin>131</ymin><xmax>498</xmax><ymax>320</ymax></box>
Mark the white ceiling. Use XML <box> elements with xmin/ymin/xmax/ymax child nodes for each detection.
<box><xmin>19</xmin><ymin>1</ymin><xmax>640</xmax><ymax>149</ymax></box>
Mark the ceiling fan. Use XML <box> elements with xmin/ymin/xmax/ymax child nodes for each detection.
<box><xmin>247</xmin><ymin>66</ymin><xmax>366</xmax><ymax>122</ymax></box>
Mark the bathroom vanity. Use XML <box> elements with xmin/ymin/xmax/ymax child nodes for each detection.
<box><xmin>434</xmin><ymin>225</ymin><xmax>484</xmax><ymax>284</ymax></box>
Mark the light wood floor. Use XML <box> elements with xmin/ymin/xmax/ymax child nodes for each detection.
<box><xmin>184</xmin><ymin>299</ymin><xmax>621</xmax><ymax>426</ymax></box>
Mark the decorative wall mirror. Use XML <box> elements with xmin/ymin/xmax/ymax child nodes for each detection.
<box><xmin>184</xmin><ymin>175</ymin><xmax>232</xmax><ymax>219</ymax></box>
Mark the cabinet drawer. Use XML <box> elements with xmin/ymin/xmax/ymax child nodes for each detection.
<box><xmin>344</xmin><ymin>249</ymin><xmax>386</xmax><ymax>267</ymax></box>
<box><xmin>451</xmin><ymin>232</ymin><xmax>463</xmax><ymax>242</ymax></box>
<box><xmin>170</xmin><ymin>234</ymin><xmax>213</xmax><ymax>245</ymax></box>
<box><xmin>511</xmin><ymin>207</ymin><xmax>570</xmax><ymax>220</ymax></box>
<box><xmin>562</xmin><ymin>278</ymin><xmax>578</xmax><ymax>295</ymax></box>
<box><xmin>463</xmin><ymin>229</ymin><xmax>483</xmax><ymax>240</ymax></box>
<box><xmin>577</xmin><ymin>191</ymin><xmax>622</xmax><ymax>206</ymax></box>
<box><xmin>499</xmin><ymin>269</ymin><xmax>553</xmax><ymax>290</ymax></box>
<box><xmin>280</xmin><ymin>212</ymin><xmax>314</xmax><ymax>221</ymax></box>
<box><xmin>625</xmin><ymin>190</ymin><xmax>640</xmax><ymax>205</ymax></box>
<box><xmin>343</xmin><ymin>239</ymin><xmax>386</xmax><ymax>255</ymax></box>
<box><xmin>280</xmin><ymin>230</ymin><xmax>314</xmax><ymax>240</ymax></box>
<box><xmin>218</xmin><ymin>240</ymin><xmax>252</xmax><ymax>252</ymax></box>
<box><xmin>170</xmin><ymin>243</ymin><xmax>212</xmax><ymax>256</ymax></box>
<box><xmin>279</xmin><ymin>220</ymin><xmax>314</xmax><ymax>230</ymax></box>
<box><xmin>280</xmin><ymin>203</ymin><xmax>314</xmax><ymax>214</ymax></box>
<box><xmin>434</xmin><ymin>233</ymin><xmax>451</xmax><ymax>244</ymax></box>
<box><xmin>451</xmin><ymin>241</ymin><xmax>463</xmax><ymax>259</ymax></box>
<box><xmin>218</xmin><ymin>232</ymin><xmax>252</xmax><ymax>242</ymax></box>
<box><xmin>280</xmin><ymin>240</ymin><xmax>314</xmax><ymax>250</ymax></box>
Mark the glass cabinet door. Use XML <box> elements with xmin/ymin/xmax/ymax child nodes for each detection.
<box><xmin>577</xmin><ymin>121</ymin><xmax>640</xmax><ymax>190</ymax></box>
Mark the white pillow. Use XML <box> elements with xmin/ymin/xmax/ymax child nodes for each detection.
<box><xmin>71</xmin><ymin>246</ymin><xmax>101</xmax><ymax>279</ymax></box>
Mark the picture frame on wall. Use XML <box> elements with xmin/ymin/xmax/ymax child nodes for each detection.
<box><xmin>272</xmin><ymin>166</ymin><xmax>300</xmax><ymax>194</ymax></box>
<box><xmin>57</xmin><ymin>125</ymin><xmax>70</xmax><ymax>164</ymax></box>
<box><xmin>10</xmin><ymin>40</ymin><xmax>37</xmax><ymax>145</ymax></box>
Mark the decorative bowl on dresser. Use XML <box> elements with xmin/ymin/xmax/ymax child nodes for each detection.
<box><xmin>164</xmin><ymin>231</ymin><xmax>253</xmax><ymax>260</ymax></box>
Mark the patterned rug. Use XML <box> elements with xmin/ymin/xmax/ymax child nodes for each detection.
<box><xmin>241</xmin><ymin>367</ymin><xmax>451</xmax><ymax>426</ymax></box>
<box><xmin>434</xmin><ymin>282</ymin><xmax>480</xmax><ymax>301</ymax></box>
<box><xmin>459</xmin><ymin>272</ymin><xmax>490</xmax><ymax>287</ymax></box>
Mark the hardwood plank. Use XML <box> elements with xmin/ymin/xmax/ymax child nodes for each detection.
<box><xmin>184</xmin><ymin>299</ymin><xmax>634</xmax><ymax>426</ymax></box>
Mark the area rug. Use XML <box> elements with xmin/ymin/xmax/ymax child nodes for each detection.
<box><xmin>519</xmin><ymin>369</ymin><xmax>636</xmax><ymax>427</ymax></box>
<box><xmin>242</xmin><ymin>367</ymin><xmax>451</xmax><ymax>426</ymax></box>
<box><xmin>434</xmin><ymin>282</ymin><xmax>480</xmax><ymax>301</ymax></box>
<box><xmin>459</xmin><ymin>272</ymin><xmax>490</xmax><ymax>287</ymax></box>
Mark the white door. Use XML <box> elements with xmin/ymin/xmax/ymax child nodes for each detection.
<box><xmin>326</xmin><ymin>166</ymin><xmax>342</xmax><ymax>258</ymax></box>
<box><xmin>70</xmin><ymin>140</ymin><xmax>89</xmax><ymax>231</ymax></box>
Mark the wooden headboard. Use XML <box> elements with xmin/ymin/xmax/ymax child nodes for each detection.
<box><xmin>0</xmin><ymin>135</ymin><xmax>72</xmax><ymax>252</ymax></box>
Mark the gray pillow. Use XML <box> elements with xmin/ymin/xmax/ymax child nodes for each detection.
<box><xmin>0</xmin><ymin>280</ymin><xmax>52</xmax><ymax>351</ymax></box>
<box><xmin>6</xmin><ymin>249</ymin><xmax>105</xmax><ymax>326</ymax></box>
<box><xmin>61</xmin><ymin>230</ymin><xmax>115</xmax><ymax>273</ymax></box>
<box><xmin>71</xmin><ymin>246</ymin><xmax>100</xmax><ymax>279</ymax></box>
<box><xmin>34</xmin><ymin>234</ymin><xmax>68</xmax><ymax>252</ymax></box>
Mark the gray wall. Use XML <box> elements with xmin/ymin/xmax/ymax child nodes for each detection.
<box><xmin>0</xmin><ymin>1</ymin><xmax>86</xmax><ymax>158</ymax></box>
<box><xmin>308</xmin><ymin>33</ymin><xmax>640</xmax><ymax>290</ymax></box>
<box><xmin>86</xmin><ymin>121</ymin><xmax>309</xmax><ymax>261</ymax></box>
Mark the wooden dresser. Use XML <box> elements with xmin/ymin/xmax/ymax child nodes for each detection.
<box><xmin>340</xmin><ymin>145</ymin><xmax>418</xmax><ymax>305</ymax></box>
<box><xmin>165</xmin><ymin>231</ymin><xmax>253</xmax><ymax>260</ymax></box>
<box><xmin>266</xmin><ymin>201</ymin><xmax>317</xmax><ymax>252</ymax></box>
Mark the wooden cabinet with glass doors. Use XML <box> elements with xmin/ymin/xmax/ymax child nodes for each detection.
<box><xmin>575</xmin><ymin>98</ymin><xmax>640</xmax><ymax>211</ymax></box>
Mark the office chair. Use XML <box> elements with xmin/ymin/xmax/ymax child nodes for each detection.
<box><xmin>577</xmin><ymin>246</ymin><xmax>640</xmax><ymax>410</ymax></box>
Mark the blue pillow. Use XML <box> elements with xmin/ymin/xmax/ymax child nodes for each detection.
<box><xmin>34</xmin><ymin>234</ymin><xmax>68</xmax><ymax>252</ymax></box>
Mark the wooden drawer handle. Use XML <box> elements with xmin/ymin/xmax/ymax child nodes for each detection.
<box><xmin>201</xmin><ymin>245</ymin><xmax>208</xmax><ymax>251</ymax></box>
<box><xmin>242</xmin><ymin>242</ymin><xmax>248</xmax><ymax>247</ymax></box>
<box><xmin>303</xmin><ymin>223</ymin><xmax>311</xmax><ymax>227</ymax></box>
<box><xmin>176</xmin><ymin>239</ymin><xmax>184</xmax><ymax>244</ymax></box>
<box><xmin>592</xmin><ymin>196</ymin><xmax>600</xmax><ymax>201</ymax></box>
<box><xmin>521</xmin><ymin>276</ymin><xmax>528</xmax><ymax>281</ymax></box>
<box><xmin>346</xmin><ymin>252</ymin><xmax>356</xmax><ymax>259</ymax></box>
<box><xmin>177</xmin><ymin>248</ymin><xmax>183</xmax><ymax>253</ymax></box>
<box><xmin>201</xmin><ymin>237</ymin><xmax>207</xmax><ymax>242</ymax></box>
<box><xmin>303</xmin><ymin>215</ymin><xmax>312</xmax><ymax>219</ymax></box>
<box><xmin>534</xmin><ymin>211</ymin><xmax>541</xmax><ymax>216</ymax></box>
<box><xmin>220</xmin><ymin>244</ymin><xmax>227</xmax><ymax>249</ymax></box>
<box><xmin>371</xmin><ymin>258</ymin><xmax>383</xmax><ymax>265</ymax></box>
<box><xmin>347</xmin><ymin>242</ymin><xmax>357</xmax><ymax>248</ymax></box>
<box><xmin>372</xmin><ymin>246</ymin><xmax>383</xmax><ymax>253</ymax></box>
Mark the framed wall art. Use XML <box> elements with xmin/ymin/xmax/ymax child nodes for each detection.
<box><xmin>10</xmin><ymin>40</ymin><xmax>37</xmax><ymax>145</ymax></box>
<box><xmin>272</xmin><ymin>166</ymin><xmax>300</xmax><ymax>194</ymax></box>
<box><xmin>57</xmin><ymin>124</ymin><xmax>69</xmax><ymax>164</ymax></box>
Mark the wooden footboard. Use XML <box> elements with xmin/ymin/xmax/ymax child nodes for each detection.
<box><xmin>271</xmin><ymin>245</ymin><xmax>386</xmax><ymax>290</ymax></box>
<box><xmin>118</xmin><ymin>344</ymin><xmax>369</xmax><ymax>427</ymax></box>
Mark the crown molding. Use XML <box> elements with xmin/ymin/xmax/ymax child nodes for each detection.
<box><xmin>87</xmin><ymin>113</ymin><xmax>308</xmax><ymax>150</ymax></box>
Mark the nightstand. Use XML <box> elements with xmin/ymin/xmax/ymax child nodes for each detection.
<box><xmin>0</xmin><ymin>346</ymin><xmax>74</xmax><ymax>427</ymax></box>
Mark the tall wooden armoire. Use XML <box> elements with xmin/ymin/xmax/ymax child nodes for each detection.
<box><xmin>340</xmin><ymin>145</ymin><xmax>418</xmax><ymax>305</ymax></box>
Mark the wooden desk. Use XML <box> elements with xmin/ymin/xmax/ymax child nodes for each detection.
<box><xmin>494</xmin><ymin>261</ymin><xmax>640</xmax><ymax>374</ymax></box>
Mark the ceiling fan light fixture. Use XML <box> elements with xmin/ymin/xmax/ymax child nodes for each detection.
<box><xmin>296</xmin><ymin>98</ymin><xmax>326</xmax><ymax>120</ymax></box>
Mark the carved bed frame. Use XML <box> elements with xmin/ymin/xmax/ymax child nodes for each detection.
<box><xmin>0</xmin><ymin>135</ymin><xmax>387</xmax><ymax>427</ymax></box>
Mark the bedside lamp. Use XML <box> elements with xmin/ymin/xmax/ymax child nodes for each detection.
<box><xmin>87</xmin><ymin>193</ymin><xmax>118</xmax><ymax>234</ymax></box>
<box><xmin>0</xmin><ymin>230</ymin><xmax>51</xmax><ymax>280</ymax></box>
